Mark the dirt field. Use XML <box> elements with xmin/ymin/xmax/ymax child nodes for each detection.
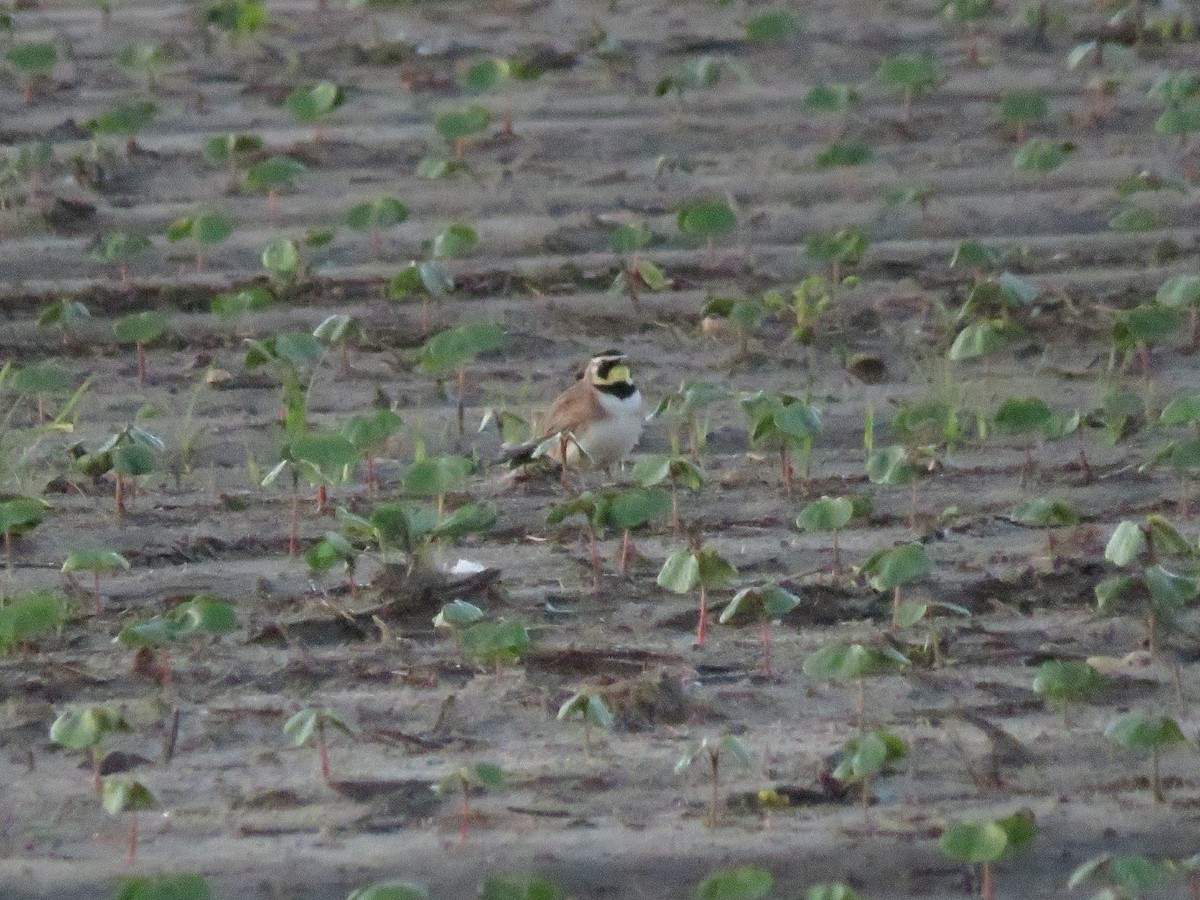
<box><xmin>2</xmin><ymin>0</ymin><xmax>1200</xmax><ymax>897</ymax></box>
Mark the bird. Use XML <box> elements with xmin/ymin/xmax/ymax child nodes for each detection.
<box><xmin>502</xmin><ymin>350</ymin><xmax>643</xmax><ymax>476</ymax></box>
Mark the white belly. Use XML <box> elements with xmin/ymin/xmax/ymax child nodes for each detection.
<box><xmin>568</xmin><ymin>389</ymin><xmax>643</xmax><ymax>469</ymax></box>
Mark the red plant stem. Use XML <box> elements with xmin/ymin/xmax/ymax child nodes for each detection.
<box><xmin>708</xmin><ymin>752</ymin><xmax>719</xmax><ymax>828</ymax></box>
<box><xmin>22</xmin><ymin>77</ymin><xmax>32</xmax><ymax>104</ymax></box>
<box><xmin>289</xmin><ymin>493</ymin><xmax>300</xmax><ymax>556</ymax></box>
<box><xmin>93</xmin><ymin>571</ymin><xmax>102</xmax><ymax>615</ymax></box>
<box><xmin>981</xmin><ymin>861</ymin><xmax>993</xmax><ymax>900</ymax></box>
<box><xmin>697</xmin><ymin>584</ymin><xmax>708</xmax><ymax>645</ymax></box>
<box><xmin>781</xmin><ymin>447</ymin><xmax>794</xmax><ymax>496</ymax></box>
<box><xmin>1189</xmin><ymin>873</ymin><xmax>1199</xmax><ymax>900</ymax></box>
<box><xmin>457</xmin><ymin>368</ymin><xmax>466</xmax><ymax>435</ymax></box>
<box><xmin>195</xmin><ymin>252</ymin><xmax>205</xmax><ymax>272</ymax></box>
<box><xmin>366</xmin><ymin>455</ymin><xmax>376</xmax><ymax>492</ymax></box>
<box><xmin>318</xmin><ymin>720</ymin><xmax>330</xmax><ymax>783</ymax></box>
<box><xmin>92</xmin><ymin>749</ymin><xmax>102</xmax><ymax>795</ymax></box>
<box><xmin>136</xmin><ymin>343</ymin><xmax>146</xmax><ymax>385</ymax></box>
<box><xmin>267</xmin><ymin>189</ymin><xmax>278</xmax><ymax>222</ymax></box>
<box><xmin>671</xmin><ymin>489</ymin><xmax>680</xmax><ymax>536</ymax></box>
<box><xmin>832</xmin><ymin>529</ymin><xmax>841</xmax><ymax>574</ymax></box>
<box><xmin>619</xmin><ymin>530</ymin><xmax>630</xmax><ymax>576</ymax></box>
<box><xmin>159</xmin><ymin>649</ymin><xmax>171</xmax><ymax>688</ymax></box>
<box><xmin>127</xmin><ymin>812</ymin><xmax>138</xmax><ymax>864</ymax></box>
<box><xmin>370</xmin><ymin>231</ymin><xmax>382</xmax><ymax>260</ymax></box>
<box><xmin>316</xmin><ymin>484</ymin><xmax>327</xmax><ymax>512</ymax></box>
<box><xmin>115</xmin><ymin>473</ymin><xmax>124</xmax><ymax>518</ymax></box>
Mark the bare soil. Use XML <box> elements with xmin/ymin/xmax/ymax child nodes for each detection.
<box><xmin>2</xmin><ymin>0</ymin><xmax>1200</xmax><ymax>898</ymax></box>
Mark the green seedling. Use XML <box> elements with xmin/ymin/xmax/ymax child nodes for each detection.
<box><xmin>677</xmin><ymin>197</ymin><xmax>737</xmax><ymax>265</ymax></box>
<box><xmin>6</xmin><ymin>42</ymin><xmax>56</xmax><ymax>103</ymax></box>
<box><xmin>655</xmin><ymin>56</ymin><xmax>727</xmax><ymax>105</ymax></box>
<box><xmin>113</xmin><ymin>310</ymin><xmax>167</xmax><ymax>385</ymax></box>
<box><xmin>36</xmin><ymin>299</ymin><xmax>90</xmax><ymax>347</ymax></box>
<box><xmin>115</xmin><ymin>874</ymin><xmax>212</xmax><ymax>900</ymax></box>
<box><xmin>742</xmin><ymin>391</ymin><xmax>822</xmax><ymax>496</ymax></box>
<box><xmin>942</xmin><ymin>0</ymin><xmax>994</xmax><ymax>66</ymax></box>
<box><xmin>261</xmin><ymin>231</ymin><xmax>333</xmax><ymax>287</ymax></box>
<box><xmin>868</xmin><ymin>444</ymin><xmax>934</xmax><ymax>523</ymax></box>
<box><xmin>1108</xmin><ymin>205</ymin><xmax>1162</xmax><ymax>233</ymax></box>
<box><xmin>0</xmin><ymin>591</ymin><xmax>66</xmax><ymax>654</ymax></box>
<box><xmin>676</xmin><ymin>734</ymin><xmax>750</xmax><ymax>829</ymax></box>
<box><xmin>1097</xmin><ymin>516</ymin><xmax>1197</xmax><ymax>655</ymax></box>
<box><xmin>1106</xmin><ymin>711</ymin><xmax>1189</xmax><ymax>802</ymax></box>
<box><xmin>1152</xmin><ymin>393</ymin><xmax>1200</xmax><ymax>515</ymax></box>
<box><xmin>0</xmin><ymin>496</ymin><xmax>43</xmax><ymax>570</ymax></box>
<box><xmin>884</xmin><ymin>182</ymin><xmax>935</xmax><ymax>220</ymax></box>
<box><xmin>347</xmin><ymin>881</ymin><xmax>429</xmax><ymax>900</ymax></box>
<box><xmin>610</xmin><ymin>221</ymin><xmax>665</xmax><ymax>312</ymax></box>
<box><xmin>480</xmin><ymin>875</ymin><xmax>563</xmax><ymax>900</ymax></box>
<box><xmin>84</xmin><ymin>425</ymin><xmax>164</xmax><ymax>515</ymax></box>
<box><xmin>547</xmin><ymin>492</ymin><xmax>611</xmax><ymax>590</ymax></box>
<box><xmin>806</xmin><ymin>226</ymin><xmax>868</xmax><ymax>284</ymax></box>
<box><xmin>607</xmin><ymin>487</ymin><xmax>671</xmax><ymax>576</ymax></box>
<box><xmin>435</xmin><ymin>105</ymin><xmax>491</xmax><ymax>159</ymax></box>
<box><xmin>117</xmin><ymin>595</ymin><xmax>239</xmax><ymax>685</ymax></box>
<box><xmin>763</xmin><ymin>276</ymin><xmax>834</xmax><ymax>345</ymax></box>
<box><xmin>433</xmin><ymin>599</ymin><xmax>485</xmax><ymax>643</ymax></box>
<box><xmin>244</xmin><ymin>331</ymin><xmax>323</xmax><ymax>435</ymax></box>
<box><xmin>557</xmin><ymin>687</ymin><xmax>614</xmax><ymax>756</ymax></box>
<box><xmin>350</xmin><ymin>498</ymin><xmax>496</xmax><ymax>574</ymax></box>
<box><xmin>347</xmin><ymin>196</ymin><xmax>409</xmax><ymax>259</ymax></box>
<box><xmin>434</xmin><ymin>762</ymin><xmax>504</xmax><ymax>840</ymax></box>
<box><xmin>244</xmin><ymin>156</ymin><xmax>307</xmax><ymax>220</ymax></box>
<box><xmin>816</xmin><ymin>141</ymin><xmax>872</xmax><ymax>170</ymax></box>
<box><xmin>802</xmin><ymin>83</ymin><xmax>860</xmax><ymax>115</ymax></box>
<box><xmin>102</xmin><ymin>777</ymin><xmax>157</xmax><ymax>863</ymax></box>
<box><xmin>797</xmin><ymin>495</ymin><xmax>854</xmax><ymax>573</ymax></box>
<box><xmin>166</xmin><ymin>210</ymin><xmax>232</xmax><ymax>272</ymax></box>
<box><xmin>2</xmin><ymin>140</ymin><xmax>55</xmax><ymax>201</ymax></box>
<box><xmin>650</xmin><ymin>380</ymin><xmax>734</xmax><ymax>456</ymax></box>
<box><xmin>211</xmin><ymin>286</ymin><xmax>273</xmax><ymax>322</ymax></box>
<box><xmin>404</xmin><ymin>454</ymin><xmax>473</xmax><ymax>520</ymax></box>
<box><xmin>1069</xmin><ymin>853</ymin><xmax>1170</xmax><ymax>900</ymax></box>
<box><xmin>1032</xmin><ymin>659</ymin><xmax>1106</xmax><ymax>724</ymax></box>
<box><xmin>658</xmin><ymin>544</ymin><xmax>737</xmax><ymax>645</ymax></box>
<box><xmin>462</xmin><ymin>54</ymin><xmax>546</xmax><ymax>134</ymax></box>
<box><xmin>833</xmin><ymin>729</ymin><xmax>908</xmax><ymax>821</ymax></box>
<box><xmin>91</xmin><ymin>233</ymin><xmax>152</xmax><ymax>285</ymax></box>
<box><xmin>1008</xmin><ymin>497</ymin><xmax>1081</xmax><ymax>555</ymax></box>
<box><xmin>284</xmin><ymin>81</ymin><xmax>345</xmax><ymax>142</ymax></box>
<box><xmin>306</xmin><ymin>531</ymin><xmax>359</xmax><ymax>593</ymax></box>
<box><xmin>746</xmin><ymin>10</ymin><xmax>800</xmax><ymax>41</ymax></box>
<box><xmin>992</xmin><ymin>397</ymin><xmax>1080</xmax><ymax>484</ymax></box>
<box><xmin>803</xmin><ymin>641</ymin><xmax>911</xmax><ymax>729</ymax></box>
<box><xmin>116</xmin><ymin>43</ymin><xmax>171</xmax><ymax>93</ymax></box>
<box><xmin>939</xmin><ymin>810</ymin><xmax>1037</xmax><ymax>900</ymax></box>
<box><xmin>1111</xmin><ymin>302</ymin><xmax>1179</xmax><ymax>377</ymax></box>
<box><xmin>202</xmin><ymin>132</ymin><xmax>265</xmax><ymax>191</ymax></box>
<box><xmin>284</xmin><ymin>707</ymin><xmax>355</xmax><ymax>784</ymax></box>
<box><xmin>418</xmin><ymin>320</ymin><xmax>506</xmax><ymax>436</ymax></box>
<box><xmin>10</xmin><ymin>361</ymin><xmax>82</xmax><ymax>423</ymax></box>
<box><xmin>313</xmin><ymin>313</ymin><xmax>361</xmax><ymax>378</ymax></box>
<box><xmin>86</xmin><ymin>99</ymin><xmax>157</xmax><ymax>155</ymax></box>
<box><xmin>50</xmin><ymin>704</ymin><xmax>128</xmax><ymax>794</ymax></box>
<box><xmin>998</xmin><ymin>89</ymin><xmax>1048</xmax><ymax>142</ymax></box>
<box><xmin>1013</xmin><ymin>138</ymin><xmax>1074</xmax><ymax>174</ymax></box>
<box><xmin>460</xmin><ymin>619</ymin><xmax>530</xmax><ymax>673</ymax></box>
<box><xmin>262</xmin><ymin>431</ymin><xmax>358</xmax><ymax>554</ymax></box>
<box><xmin>860</xmin><ymin>542</ymin><xmax>933</xmax><ymax>626</ymax></box>
<box><xmin>718</xmin><ymin>582</ymin><xmax>800</xmax><ymax>675</ymax></box>
<box><xmin>632</xmin><ymin>453</ymin><xmax>705</xmax><ymax>535</ymax></box>
<box><xmin>957</xmin><ymin>271</ymin><xmax>1038</xmax><ymax>321</ymax></box>
<box><xmin>342</xmin><ymin>408</ymin><xmax>402</xmax><ymax>492</ymax></box>
<box><xmin>950</xmin><ymin>240</ymin><xmax>1001</xmax><ymax>283</ymax></box>
<box><xmin>62</xmin><ymin>549</ymin><xmax>130</xmax><ymax>614</ymax></box>
<box><xmin>876</xmin><ymin>52</ymin><xmax>939</xmax><ymax>123</ymax></box>
<box><xmin>202</xmin><ymin>0</ymin><xmax>268</xmax><ymax>47</ymax></box>
<box><xmin>701</xmin><ymin>295</ymin><xmax>765</xmax><ymax>358</ymax></box>
<box><xmin>389</xmin><ymin>251</ymin><xmax>457</xmax><ymax>331</ymax></box>
<box><xmin>1156</xmin><ymin>274</ymin><xmax>1200</xmax><ymax>346</ymax></box>
<box><xmin>948</xmin><ymin>318</ymin><xmax>1022</xmax><ymax>365</ymax></box>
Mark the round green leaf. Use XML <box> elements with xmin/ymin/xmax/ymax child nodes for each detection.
<box><xmin>677</xmin><ymin>199</ymin><xmax>737</xmax><ymax>239</ymax></box>
<box><xmin>657</xmin><ymin>549</ymin><xmax>701</xmax><ymax>594</ymax></box>
<box><xmin>797</xmin><ymin>496</ymin><xmax>853</xmax><ymax>532</ymax></box>
<box><xmin>102</xmin><ymin>778</ymin><xmax>158</xmax><ymax>815</ymax></box>
<box><xmin>692</xmin><ymin>865</ymin><xmax>773</xmax><ymax>900</ymax></box>
<box><xmin>404</xmin><ymin>456</ymin><xmax>472</xmax><ymax>496</ymax></box>
<box><xmin>435</xmin><ymin>105</ymin><xmax>491</xmax><ymax>141</ymax></box>
<box><xmin>347</xmin><ymin>881</ymin><xmax>429</xmax><ymax>900</ymax></box>
<box><xmin>939</xmin><ymin>821</ymin><xmax>1008</xmax><ymax>864</ymax></box>
<box><xmin>62</xmin><ymin>548</ymin><xmax>130</xmax><ymax>575</ymax></box>
<box><xmin>1106</xmin><ymin>711</ymin><xmax>1188</xmax><ymax>752</ymax></box>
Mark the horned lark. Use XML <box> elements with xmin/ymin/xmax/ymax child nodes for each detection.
<box><xmin>505</xmin><ymin>350</ymin><xmax>643</xmax><ymax>474</ymax></box>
